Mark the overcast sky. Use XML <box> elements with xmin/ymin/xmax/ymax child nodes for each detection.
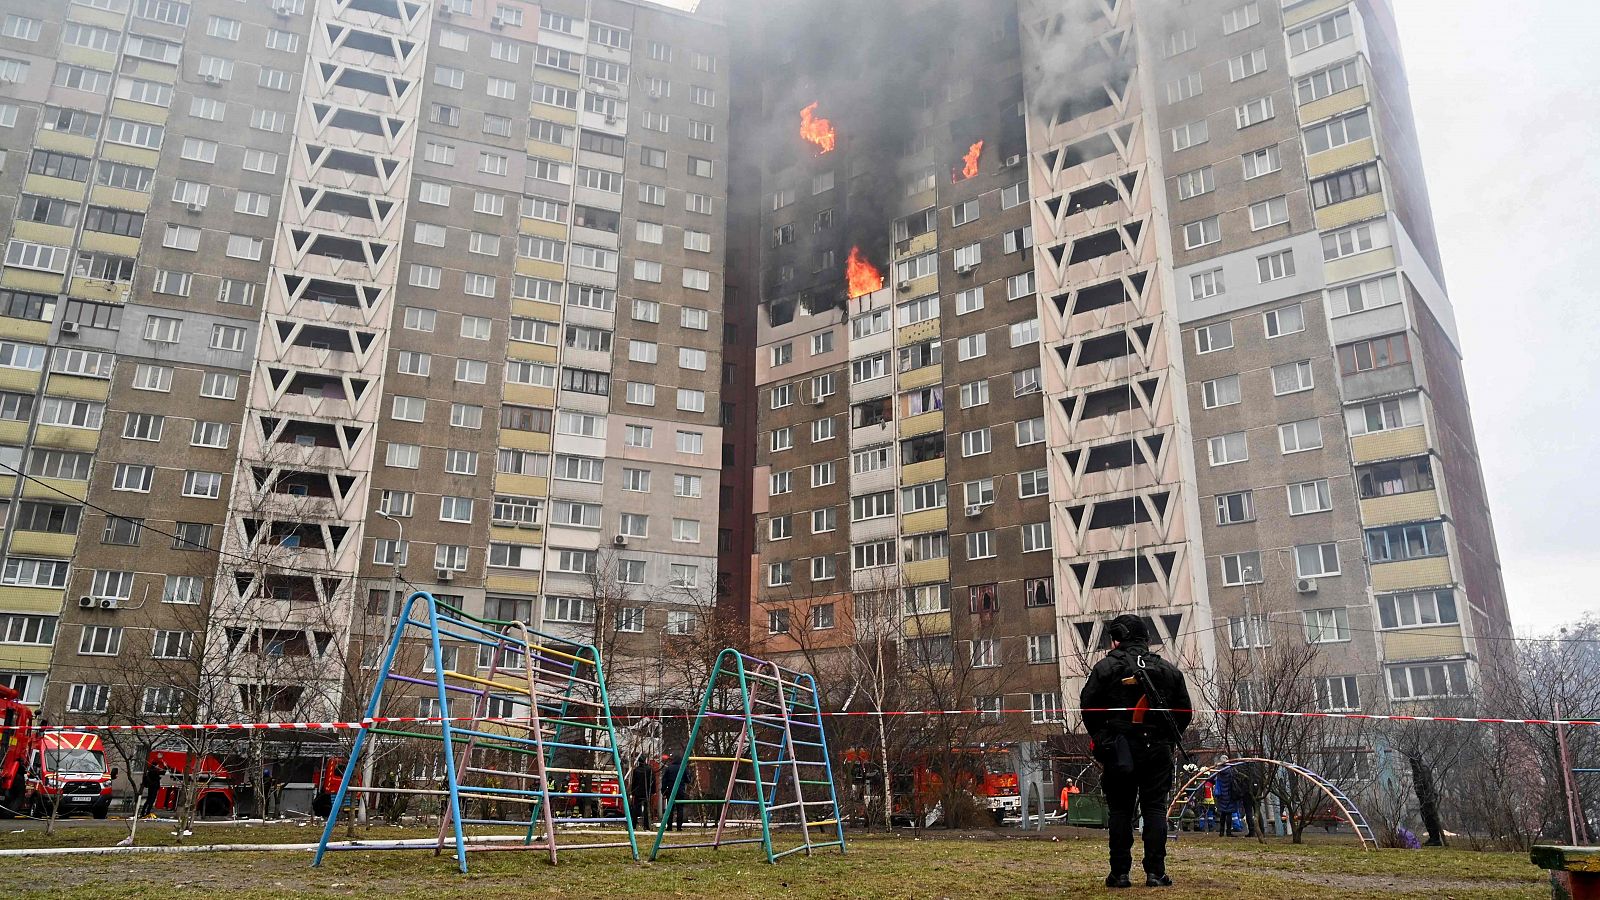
<box><xmin>1392</xmin><ymin>2</ymin><xmax>1600</xmax><ymax>631</ymax></box>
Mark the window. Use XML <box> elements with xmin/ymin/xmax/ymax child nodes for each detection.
<box><xmin>960</xmin><ymin>380</ymin><xmax>990</xmax><ymax>409</ymax></box>
<box><xmin>966</xmin><ymin>531</ymin><xmax>994</xmax><ymax>560</ymax></box>
<box><xmin>1264</xmin><ymin>304</ymin><xmax>1306</xmax><ymax>338</ymax></box>
<box><xmin>672</xmin><ymin>518</ymin><xmax>701</xmax><ymax>543</ymax></box>
<box><xmin>1188</xmin><ymin>268</ymin><xmax>1226</xmax><ymax>301</ymax></box>
<box><xmin>1201</xmin><ymin>375</ymin><xmax>1241</xmax><ymax>409</ymax></box>
<box><xmin>1279</xmin><ymin>418</ymin><xmax>1323</xmax><ymax>453</ymax></box>
<box><xmin>1250</xmin><ymin>196</ymin><xmax>1289</xmax><ymax>231</ymax></box>
<box><xmin>226</xmin><ymin>235</ymin><xmax>264</xmax><ymax>260</ymax></box>
<box><xmin>1323</xmin><ymin>224</ymin><xmax>1378</xmax><ymax>262</ymax></box>
<box><xmin>1221</xmin><ymin>552</ymin><xmax>1263</xmax><ymax>586</ymax></box>
<box><xmin>1229</xmin><ymin>48</ymin><xmax>1267</xmax><ymax>82</ymax></box>
<box><xmin>961</xmin><ymin>428</ymin><xmax>992</xmax><ymax>457</ymax></box>
<box><xmin>1208</xmin><ymin>432</ymin><xmax>1247</xmax><ymax>466</ymax></box>
<box><xmin>1030</xmin><ymin>693</ymin><xmax>1063</xmax><ymax>724</ymax></box>
<box><xmin>1176</xmin><ymin>166</ymin><xmax>1214</xmax><ymax>200</ymax></box>
<box><xmin>1284</xmin><ymin>479</ymin><xmax>1333</xmax><ymax>517</ymax></box>
<box><xmin>1010</xmin><ymin>318</ymin><xmax>1041</xmax><ymax>347</ymax></box>
<box><xmin>1304</xmin><ymin>110</ymin><xmax>1372</xmax><ymax>155</ymax></box>
<box><xmin>1167</xmin><ymin>71</ymin><xmax>1203</xmax><ymax>103</ymax></box>
<box><xmin>1312</xmin><ymin>163</ymin><xmax>1381</xmax><ymax>208</ymax></box>
<box><xmin>957</xmin><ymin>333</ymin><xmax>987</xmax><ymax>361</ymax></box>
<box><xmin>1366</xmin><ymin>521</ymin><xmax>1447</xmax><ymax>563</ymax></box>
<box><xmin>385</xmin><ymin>443</ymin><xmax>420</xmax><ymax>469</ymax></box>
<box><xmin>241</xmin><ymin>149</ymin><xmax>279</xmax><ymax>174</ymax></box>
<box><xmin>1296</xmin><ymin>542</ymin><xmax>1341</xmax><ymax>578</ymax></box>
<box><xmin>79</xmin><ymin>625</ymin><xmax>123</xmax><ymax>657</ymax></box>
<box><xmin>1288</xmin><ymin>10</ymin><xmax>1353</xmax><ymax>55</ymax></box>
<box><xmin>1216</xmin><ymin>491</ymin><xmax>1255</xmax><ymax>525</ymax></box>
<box><xmin>1304</xmin><ymin>607</ymin><xmax>1350</xmax><ymax>643</ymax></box>
<box><xmin>1022</xmin><ymin>522</ymin><xmax>1051</xmax><ymax>553</ymax></box>
<box><xmin>164</xmin><ymin>575</ymin><xmax>203</xmax><ymax>606</ymax></box>
<box><xmin>1171</xmin><ymin>119</ymin><xmax>1208</xmax><ymax>151</ymax></box>
<box><xmin>1299</xmin><ymin>58</ymin><xmax>1363</xmax><ymax>104</ymax></box>
<box><xmin>676</xmin><ymin>431</ymin><xmax>704</xmax><ymax>454</ymax></box>
<box><xmin>1007</xmin><ymin>271</ymin><xmax>1038</xmax><ymax>300</ymax></box>
<box><xmin>182</xmin><ymin>471</ymin><xmax>222</xmax><ymax>499</ymax></box>
<box><xmin>1379</xmin><ymin>590</ymin><xmax>1459</xmax><ymax>630</ymax></box>
<box><xmin>1338</xmin><ymin>333</ymin><xmax>1409</xmax><ymax>374</ymax></box>
<box><xmin>1016</xmin><ymin>417</ymin><xmax>1046</xmax><ymax>447</ymax></box>
<box><xmin>812</xmin><ymin>419</ymin><xmax>836</xmax><ymax>443</ymax></box>
<box><xmin>209</xmin><ymin>324</ymin><xmax>246</xmax><ymax>352</ymax></box>
<box><xmin>191</xmin><ymin>421</ymin><xmax>231</xmax><ymax>448</ymax></box>
<box><xmin>1182</xmin><ymin>216</ymin><xmax>1220</xmax><ymax>249</ymax></box>
<box><xmin>1228</xmin><ymin>615</ymin><xmax>1270</xmax><ymax>650</ymax></box>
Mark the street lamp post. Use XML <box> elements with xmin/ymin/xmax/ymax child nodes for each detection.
<box><xmin>357</xmin><ymin>511</ymin><xmax>404</xmax><ymax>826</ymax></box>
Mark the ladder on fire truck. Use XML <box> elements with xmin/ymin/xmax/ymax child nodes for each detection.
<box><xmin>312</xmin><ymin>591</ymin><xmax>637</xmax><ymax>872</ymax></box>
<box><xmin>651</xmin><ymin>649</ymin><xmax>846</xmax><ymax>863</ymax></box>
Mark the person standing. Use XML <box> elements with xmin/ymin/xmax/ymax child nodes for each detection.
<box><xmin>1080</xmin><ymin>615</ymin><xmax>1192</xmax><ymax>889</ymax></box>
<box><xmin>1059</xmin><ymin>778</ymin><xmax>1080</xmax><ymax>816</ymax></box>
<box><xmin>139</xmin><ymin>761</ymin><xmax>163</xmax><ymax>819</ymax></box>
<box><xmin>627</xmin><ymin>754</ymin><xmax>654</xmax><ymax>830</ymax></box>
<box><xmin>660</xmin><ymin>752</ymin><xmax>690</xmax><ymax>832</ymax></box>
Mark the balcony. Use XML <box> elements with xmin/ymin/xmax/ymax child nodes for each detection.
<box><xmin>1314</xmin><ymin>192</ymin><xmax>1387</xmax><ymax>231</ymax></box>
<box><xmin>1350</xmin><ymin>425</ymin><xmax>1429</xmax><ymax>464</ymax></box>
<box><xmin>900</xmin><ymin>409</ymin><xmax>943</xmax><ymax>438</ymax></box>
<box><xmin>902</xmin><ymin>611</ymin><xmax>950</xmax><ymax>637</ymax></box>
<box><xmin>1360</xmin><ymin>489</ymin><xmax>1441</xmax><ymax>527</ymax></box>
<box><xmin>1383</xmin><ymin>625</ymin><xmax>1466</xmax><ymax>661</ymax></box>
<box><xmin>1370</xmin><ymin>556</ymin><xmax>1453</xmax><ymax>593</ymax></box>
<box><xmin>900</xmin><ymin>457</ymin><xmax>945</xmax><ymax>485</ymax></box>
<box><xmin>902</xmin><ymin>557</ymin><xmax>949</xmax><ymax>585</ymax></box>
<box><xmin>7</xmin><ymin>531</ymin><xmax>76</xmax><ymax>558</ymax></box>
<box><xmin>1306</xmin><ymin>138</ymin><xmax>1377</xmax><ymax>180</ymax></box>
<box><xmin>900</xmin><ymin>508</ymin><xmax>947</xmax><ymax>536</ymax></box>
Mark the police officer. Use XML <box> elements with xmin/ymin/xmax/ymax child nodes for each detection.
<box><xmin>1080</xmin><ymin>614</ymin><xmax>1192</xmax><ymax>889</ymax></box>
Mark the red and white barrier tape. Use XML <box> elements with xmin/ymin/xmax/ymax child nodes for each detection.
<box><xmin>23</xmin><ymin>707</ymin><xmax>1600</xmax><ymax>733</ymax></box>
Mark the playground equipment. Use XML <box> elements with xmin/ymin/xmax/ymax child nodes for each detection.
<box><xmin>312</xmin><ymin>592</ymin><xmax>636</xmax><ymax>872</ymax></box>
<box><xmin>651</xmin><ymin>649</ymin><xmax>845</xmax><ymax>862</ymax></box>
<box><xmin>1167</xmin><ymin>756</ymin><xmax>1376</xmax><ymax>849</ymax></box>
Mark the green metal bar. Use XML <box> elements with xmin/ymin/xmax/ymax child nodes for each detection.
<box><xmin>651</xmin><ymin>650</ymin><xmax>730</xmax><ymax>860</ymax></box>
<box><xmin>800</xmin><ymin>672</ymin><xmax>847</xmax><ymax>856</ymax></box>
<box><xmin>591</xmin><ymin>643</ymin><xmax>639</xmax><ymax>860</ymax></box>
<box><xmin>738</xmin><ymin>654</ymin><xmax>778</xmax><ymax>863</ymax></box>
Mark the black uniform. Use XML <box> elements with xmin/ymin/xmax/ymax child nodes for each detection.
<box><xmin>661</xmin><ymin>755</ymin><xmax>689</xmax><ymax>831</ymax></box>
<box><xmin>1079</xmin><ymin>618</ymin><xmax>1192</xmax><ymax>884</ymax></box>
<box><xmin>139</xmin><ymin>764</ymin><xmax>163</xmax><ymax>817</ymax></box>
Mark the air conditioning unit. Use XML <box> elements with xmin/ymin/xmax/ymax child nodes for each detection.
<box><xmin>604</xmin><ymin>114</ymin><xmax>619</xmax><ymax>125</ymax></box>
<box><xmin>98</xmin><ymin>598</ymin><xmax>119</xmax><ymax>610</ymax></box>
<box><xmin>60</xmin><ymin>322</ymin><xmax>80</xmax><ymax>336</ymax></box>
<box><xmin>202</xmin><ymin>74</ymin><xmax>222</xmax><ymax>86</ymax></box>
<box><xmin>955</xmin><ymin>264</ymin><xmax>976</xmax><ymax>276</ymax></box>
<box><xmin>810</xmin><ymin>395</ymin><xmax>825</xmax><ymax>406</ymax></box>
<box><xmin>897</xmin><ymin>279</ymin><xmax>913</xmax><ymax>292</ymax></box>
<box><xmin>965</xmin><ymin>504</ymin><xmax>985</xmax><ymax>517</ymax></box>
<box><xmin>185</xmin><ymin>202</ymin><xmax>204</xmax><ymax>213</ymax></box>
<box><xmin>1295</xmin><ymin>578</ymin><xmax>1318</xmax><ymax>595</ymax></box>
<box><xmin>648</xmin><ymin>88</ymin><xmax>661</xmax><ymax>100</ymax></box>
<box><xmin>273</xmin><ymin>3</ymin><xmax>292</xmax><ymax>17</ymax></box>
<box><xmin>1003</xmin><ymin>154</ymin><xmax>1023</xmax><ymax>168</ymax></box>
<box><xmin>78</xmin><ymin>596</ymin><xmax>95</xmax><ymax>609</ymax></box>
<box><xmin>435</xmin><ymin>569</ymin><xmax>455</xmax><ymax>582</ymax></box>
<box><xmin>437</xmin><ymin>5</ymin><xmax>453</xmax><ymax>16</ymax></box>
<box><xmin>490</xmin><ymin>15</ymin><xmax>506</xmax><ymax>28</ymax></box>
<box><xmin>612</xmin><ymin>535</ymin><xmax>629</xmax><ymax>547</ymax></box>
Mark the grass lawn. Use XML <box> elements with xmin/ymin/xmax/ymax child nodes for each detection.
<box><xmin>0</xmin><ymin>822</ymin><xmax>1548</xmax><ymax>899</ymax></box>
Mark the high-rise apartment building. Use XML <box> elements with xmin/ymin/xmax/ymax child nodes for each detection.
<box><xmin>736</xmin><ymin>0</ymin><xmax>1508</xmax><ymax>738</ymax></box>
<box><xmin>0</xmin><ymin>0</ymin><xmax>730</xmax><ymax>728</ymax></box>
<box><xmin>0</xmin><ymin>0</ymin><xmax>1509</xmax><ymax>765</ymax></box>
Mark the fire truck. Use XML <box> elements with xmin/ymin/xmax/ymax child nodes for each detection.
<box><xmin>147</xmin><ymin>750</ymin><xmax>237</xmax><ymax>818</ymax></box>
<box><xmin>1</xmin><ymin>686</ymin><xmax>113</xmax><ymax>818</ymax></box>
<box><xmin>863</xmin><ymin>746</ymin><xmax>1020</xmax><ymax>826</ymax></box>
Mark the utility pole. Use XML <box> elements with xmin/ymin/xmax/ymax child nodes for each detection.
<box><xmin>358</xmin><ymin>511</ymin><xmax>404</xmax><ymax>826</ymax></box>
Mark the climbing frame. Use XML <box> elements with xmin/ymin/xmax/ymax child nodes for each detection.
<box><xmin>312</xmin><ymin>591</ymin><xmax>636</xmax><ymax>872</ymax></box>
<box><xmin>651</xmin><ymin>649</ymin><xmax>845</xmax><ymax>863</ymax></box>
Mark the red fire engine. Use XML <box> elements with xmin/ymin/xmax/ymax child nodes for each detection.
<box><xmin>1</xmin><ymin>686</ymin><xmax>113</xmax><ymax>818</ymax></box>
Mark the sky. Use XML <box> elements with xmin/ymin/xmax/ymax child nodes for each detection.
<box><xmin>1391</xmin><ymin>2</ymin><xmax>1600</xmax><ymax>631</ymax></box>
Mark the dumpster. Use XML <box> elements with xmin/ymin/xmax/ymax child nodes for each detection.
<box><xmin>1066</xmin><ymin>791</ymin><xmax>1109</xmax><ymax>827</ymax></box>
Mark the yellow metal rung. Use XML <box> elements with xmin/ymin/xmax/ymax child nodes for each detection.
<box><xmin>444</xmin><ymin>671</ymin><xmax>532</xmax><ymax>696</ymax></box>
<box><xmin>528</xmin><ymin>643</ymin><xmax>593</xmax><ymax>665</ymax></box>
<box><xmin>688</xmin><ymin>756</ymin><xmax>752</xmax><ymax>763</ymax></box>
<box><xmin>806</xmin><ymin>819</ymin><xmax>838</xmax><ymax>827</ymax></box>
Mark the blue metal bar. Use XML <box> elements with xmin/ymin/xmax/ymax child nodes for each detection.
<box><xmin>314</xmin><ymin>591</ymin><xmax>425</xmax><ymax>867</ymax></box>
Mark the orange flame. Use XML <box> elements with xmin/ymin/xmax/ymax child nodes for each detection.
<box><xmin>961</xmin><ymin>140</ymin><xmax>984</xmax><ymax>180</ymax></box>
<box><xmin>846</xmin><ymin>247</ymin><xmax>884</xmax><ymax>299</ymax></box>
<box><xmin>800</xmin><ymin>102</ymin><xmax>836</xmax><ymax>154</ymax></box>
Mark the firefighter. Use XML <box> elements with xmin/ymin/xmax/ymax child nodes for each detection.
<box><xmin>139</xmin><ymin>760</ymin><xmax>163</xmax><ymax>819</ymax></box>
<box><xmin>1080</xmin><ymin>615</ymin><xmax>1192</xmax><ymax>889</ymax></box>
